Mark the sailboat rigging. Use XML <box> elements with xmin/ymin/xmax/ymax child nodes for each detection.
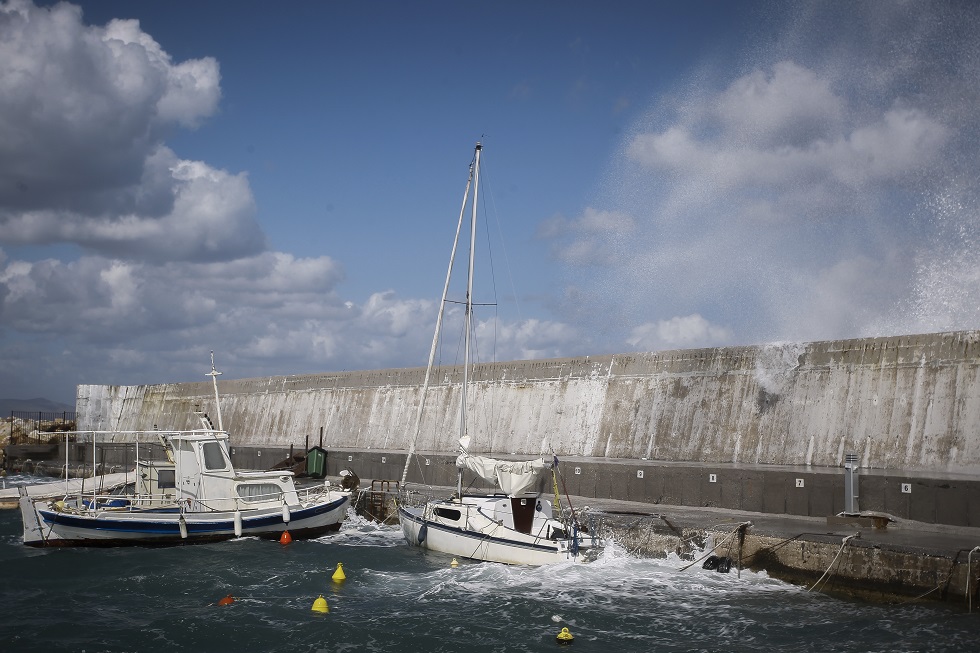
<box><xmin>397</xmin><ymin>142</ymin><xmax>603</xmax><ymax>565</ymax></box>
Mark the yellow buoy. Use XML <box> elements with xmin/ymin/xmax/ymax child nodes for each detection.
<box><xmin>556</xmin><ymin>627</ymin><xmax>574</xmax><ymax>645</ymax></box>
<box><xmin>332</xmin><ymin>562</ymin><xmax>346</xmax><ymax>583</ymax></box>
<box><xmin>451</xmin><ymin>558</ymin><xmax>459</xmax><ymax>568</ymax></box>
<box><xmin>311</xmin><ymin>594</ymin><xmax>329</xmax><ymax>613</ymax></box>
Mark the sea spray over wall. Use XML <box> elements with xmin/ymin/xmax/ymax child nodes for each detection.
<box><xmin>556</xmin><ymin>1</ymin><xmax>980</xmax><ymax>354</ymax></box>
<box><xmin>753</xmin><ymin>341</ymin><xmax>804</xmax><ymax>397</ymax></box>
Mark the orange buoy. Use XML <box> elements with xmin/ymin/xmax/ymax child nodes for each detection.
<box><xmin>280</xmin><ymin>530</ymin><xmax>292</xmax><ymax>545</ymax></box>
<box><xmin>217</xmin><ymin>594</ymin><xmax>235</xmax><ymax>606</ymax></box>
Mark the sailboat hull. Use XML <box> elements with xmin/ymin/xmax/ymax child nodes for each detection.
<box><xmin>398</xmin><ymin>499</ymin><xmax>597</xmax><ymax>566</ymax></box>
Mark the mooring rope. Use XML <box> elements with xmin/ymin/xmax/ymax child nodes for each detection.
<box><xmin>895</xmin><ymin>556</ymin><xmax>957</xmax><ymax>604</ymax></box>
<box><xmin>968</xmin><ymin>546</ymin><xmax>980</xmax><ymax>613</ymax></box>
<box><xmin>679</xmin><ymin>521</ymin><xmax>752</xmax><ymax>572</ymax></box>
<box><xmin>808</xmin><ymin>533</ymin><xmax>859</xmax><ymax>592</ymax></box>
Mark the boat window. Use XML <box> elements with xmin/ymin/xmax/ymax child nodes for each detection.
<box><xmin>202</xmin><ymin>442</ymin><xmax>228</xmax><ymax>471</ymax></box>
<box><xmin>237</xmin><ymin>483</ymin><xmax>283</xmax><ymax>503</ymax></box>
<box><xmin>157</xmin><ymin>469</ymin><xmax>175</xmax><ymax>489</ymax></box>
<box><xmin>434</xmin><ymin>507</ymin><xmax>461</xmax><ymax>521</ymax></box>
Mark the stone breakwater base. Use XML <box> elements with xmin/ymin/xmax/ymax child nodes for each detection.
<box><xmin>73</xmin><ymin>330</ymin><xmax>980</xmax><ymax>603</ymax></box>
<box><xmin>593</xmin><ymin>501</ymin><xmax>980</xmax><ymax>605</ymax></box>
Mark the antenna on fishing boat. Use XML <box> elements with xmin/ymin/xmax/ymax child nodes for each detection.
<box><xmin>207</xmin><ymin>351</ymin><xmax>224</xmax><ymax>432</ymax></box>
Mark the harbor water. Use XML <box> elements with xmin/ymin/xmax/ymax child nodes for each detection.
<box><xmin>1</xmin><ymin>476</ymin><xmax>978</xmax><ymax>653</ymax></box>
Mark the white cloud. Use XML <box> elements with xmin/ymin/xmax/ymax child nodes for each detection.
<box><xmin>539</xmin><ymin>207</ymin><xmax>634</xmax><ymax>266</ymax></box>
<box><xmin>361</xmin><ymin>291</ymin><xmax>433</xmax><ymax>338</ymax></box>
<box><xmin>474</xmin><ymin>317</ymin><xmax>581</xmax><ymax>361</ymax></box>
<box><xmin>626</xmin><ymin>315</ymin><xmax>733</xmax><ymax>352</ymax></box>
<box><xmin>628</xmin><ymin>95</ymin><xmax>948</xmax><ymax>200</ymax></box>
<box><xmin>1</xmin><ymin>147</ymin><xmax>266</xmax><ymax>262</ymax></box>
<box><xmin>0</xmin><ymin>0</ymin><xmax>249</xmax><ymax>263</ymax></box>
<box><xmin>714</xmin><ymin>61</ymin><xmax>844</xmax><ymax>147</ymax></box>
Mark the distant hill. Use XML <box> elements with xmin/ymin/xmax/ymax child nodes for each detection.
<box><xmin>0</xmin><ymin>397</ymin><xmax>75</xmax><ymax>416</ymax></box>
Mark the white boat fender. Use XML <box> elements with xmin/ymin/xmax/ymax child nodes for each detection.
<box><xmin>233</xmin><ymin>510</ymin><xmax>243</xmax><ymax>537</ymax></box>
<box><xmin>417</xmin><ymin>523</ymin><xmax>428</xmax><ymax>545</ymax></box>
<box><xmin>282</xmin><ymin>504</ymin><xmax>291</xmax><ymax>524</ymax></box>
<box><xmin>179</xmin><ymin>515</ymin><xmax>188</xmax><ymax>539</ymax></box>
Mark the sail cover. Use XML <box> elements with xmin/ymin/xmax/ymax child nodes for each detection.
<box><xmin>456</xmin><ymin>454</ymin><xmax>552</xmax><ymax>496</ymax></box>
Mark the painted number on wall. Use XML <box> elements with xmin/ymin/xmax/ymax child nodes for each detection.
<box><xmin>796</xmin><ymin>478</ymin><xmax>805</xmax><ymax>488</ymax></box>
<box><xmin>574</xmin><ymin>467</ymin><xmax>581</xmax><ymax>475</ymax></box>
<box><xmin>901</xmin><ymin>483</ymin><xmax>912</xmax><ymax>493</ymax></box>
<box><xmin>709</xmin><ymin>474</ymin><xmax>717</xmax><ymax>483</ymax></box>
<box><xmin>636</xmin><ymin>470</ymin><xmax>644</xmax><ymax>479</ymax></box>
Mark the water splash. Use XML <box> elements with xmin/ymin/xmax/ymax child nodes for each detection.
<box><xmin>562</xmin><ymin>1</ymin><xmax>980</xmax><ymax>351</ymax></box>
<box><xmin>754</xmin><ymin>341</ymin><xmax>805</xmax><ymax>395</ymax></box>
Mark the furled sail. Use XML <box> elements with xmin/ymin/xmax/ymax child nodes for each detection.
<box><xmin>455</xmin><ymin>453</ymin><xmax>552</xmax><ymax>496</ymax></box>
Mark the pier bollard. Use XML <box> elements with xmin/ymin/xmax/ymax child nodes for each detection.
<box><xmin>843</xmin><ymin>453</ymin><xmax>859</xmax><ymax>515</ymax></box>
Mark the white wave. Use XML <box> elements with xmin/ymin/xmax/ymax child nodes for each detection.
<box><xmin>0</xmin><ymin>473</ymin><xmax>61</xmax><ymax>487</ymax></box>
<box><xmin>316</xmin><ymin>509</ymin><xmax>405</xmax><ymax>548</ymax></box>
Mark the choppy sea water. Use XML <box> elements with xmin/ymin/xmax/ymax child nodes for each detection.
<box><xmin>1</xmin><ymin>475</ymin><xmax>978</xmax><ymax>653</ymax></box>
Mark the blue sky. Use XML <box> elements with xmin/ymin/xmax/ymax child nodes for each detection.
<box><xmin>1</xmin><ymin>0</ymin><xmax>978</xmax><ymax>405</ymax></box>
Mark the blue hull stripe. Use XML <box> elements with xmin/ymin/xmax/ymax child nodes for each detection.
<box><xmin>39</xmin><ymin>496</ymin><xmax>348</xmax><ymax>537</ymax></box>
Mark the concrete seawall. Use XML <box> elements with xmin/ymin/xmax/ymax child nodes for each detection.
<box><xmin>77</xmin><ymin>330</ymin><xmax>980</xmax><ymax>473</ymax></box>
<box><xmin>65</xmin><ymin>330</ymin><xmax>980</xmax><ymax>602</ymax></box>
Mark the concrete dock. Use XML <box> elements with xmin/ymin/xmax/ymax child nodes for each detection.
<box><xmin>588</xmin><ymin>497</ymin><xmax>980</xmax><ymax>605</ymax></box>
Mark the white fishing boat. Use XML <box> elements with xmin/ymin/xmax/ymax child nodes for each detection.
<box><xmin>397</xmin><ymin>143</ymin><xmax>603</xmax><ymax>565</ymax></box>
<box><xmin>18</xmin><ymin>357</ymin><xmax>351</xmax><ymax>547</ymax></box>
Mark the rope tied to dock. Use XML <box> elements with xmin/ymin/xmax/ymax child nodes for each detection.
<box><xmin>679</xmin><ymin>521</ymin><xmax>752</xmax><ymax>572</ymax></box>
<box><xmin>808</xmin><ymin>533</ymin><xmax>859</xmax><ymax>592</ymax></box>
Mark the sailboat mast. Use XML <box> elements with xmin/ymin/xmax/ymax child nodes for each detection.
<box><xmin>399</xmin><ymin>155</ymin><xmax>475</xmax><ymax>486</ymax></box>
<box><xmin>461</xmin><ymin>143</ymin><xmax>481</xmax><ymax>444</ymax></box>
<box><xmin>458</xmin><ymin>143</ymin><xmax>481</xmax><ymax>498</ymax></box>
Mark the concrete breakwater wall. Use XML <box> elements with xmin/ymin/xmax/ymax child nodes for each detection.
<box><xmin>76</xmin><ymin>330</ymin><xmax>980</xmax><ymax>474</ymax></box>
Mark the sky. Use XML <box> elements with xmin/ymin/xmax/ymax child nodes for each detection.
<box><xmin>1</xmin><ymin>0</ymin><xmax>978</xmax><ymax>405</ymax></box>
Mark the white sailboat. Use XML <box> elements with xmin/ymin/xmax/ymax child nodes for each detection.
<box><xmin>397</xmin><ymin>143</ymin><xmax>603</xmax><ymax>565</ymax></box>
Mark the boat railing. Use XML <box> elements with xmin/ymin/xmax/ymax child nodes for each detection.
<box><xmin>297</xmin><ymin>482</ymin><xmax>334</xmax><ymax>501</ymax></box>
<box><xmin>46</xmin><ymin>477</ymin><xmax>339</xmax><ymax>514</ymax></box>
<box><xmin>55</xmin><ymin>492</ymin><xmax>178</xmax><ymax>513</ymax></box>
<box><xmin>395</xmin><ymin>487</ymin><xmax>435</xmax><ymax>509</ymax></box>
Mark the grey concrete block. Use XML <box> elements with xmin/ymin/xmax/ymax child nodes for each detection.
<box><xmin>908</xmin><ymin>480</ymin><xmax>937</xmax><ymax>524</ymax></box>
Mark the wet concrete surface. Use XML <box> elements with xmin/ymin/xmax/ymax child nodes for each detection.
<box><xmin>584</xmin><ymin>496</ymin><xmax>980</xmax><ymax>558</ymax></box>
